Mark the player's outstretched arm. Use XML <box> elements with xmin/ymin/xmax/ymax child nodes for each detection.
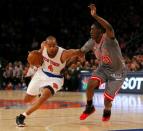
<box><xmin>62</xmin><ymin>49</ymin><xmax>84</xmax><ymax>63</ymax></box>
<box><xmin>89</xmin><ymin>4</ymin><xmax>115</xmax><ymax>38</ymax></box>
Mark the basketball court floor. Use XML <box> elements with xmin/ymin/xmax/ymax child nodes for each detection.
<box><xmin>0</xmin><ymin>90</ymin><xmax>143</xmax><ymax>131</ymax></box>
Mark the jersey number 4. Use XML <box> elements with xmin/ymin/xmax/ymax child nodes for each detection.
<box><xmin>48</xmin><ymin>65</ymin><xmax>53</xmax><ymax>72</ymax></box>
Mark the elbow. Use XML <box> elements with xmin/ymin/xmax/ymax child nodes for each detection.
<box><xmin>107</xmin><ymin>24</ymin><xmax>114</xmax><ymax>32</ymax></box>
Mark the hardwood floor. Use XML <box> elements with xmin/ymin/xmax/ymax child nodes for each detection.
<box><xmin>0</xmin><ymin>90</ymin><xmax>143</xmax><ymax>131</ymax></box>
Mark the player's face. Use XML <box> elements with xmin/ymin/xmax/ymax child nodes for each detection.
<box><xmin>45</xmin><ymin>39</ymin><xmax>58</xmax><ymax>56</ymax></box>
<box><xmin>90</xmin><ymin>24</ymin><xmax>101</xmax><ymax>41</ymax></box>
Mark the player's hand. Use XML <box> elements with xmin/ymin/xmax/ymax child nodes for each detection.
<box><xmin>76</xmin><ymin>49</ymin><xmax>85</xmax><ymax>58</ymax></box>
<box><xmin>41</xmin><ymin>41</ymin><xmax>46</xmax><ymax>48</ymax></box>
<box><xmin>78</xmin><ymin>55</ymin><xmax>85</xmax><ymax>63</ymax></box>
<box><xmin>88</xmin><ymin>4</ymin><xmax>97</xmax><ymax>17</ymax></box>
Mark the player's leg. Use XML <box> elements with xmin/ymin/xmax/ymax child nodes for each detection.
<box><xmin>24</xmin><ymin>93</ymin><xmax>36</xmax><ymax>103</ymax></box>
<box><xmin>86</xmin><ymin>77</ymin><xmax>100</xmax><ymax>101</ymax></box>
<box><xmin>16</xmin><ymin>70</ymin><xmax>64</xmax><ymax>127</ymax></box>
<box><xmin>80</xmin><ymin>66</ymin><xmax>107</xmax><ymax>120</ymax></box>
<box><xmin>102</xmin><ymin>97</ymin><xmax>112</xmax><ymax>121</ymax></box>
<box><xmin>22</xmin><ymin>77</ymin><xmax>63</xmax><ymax>121</ymax></box>
<box><xmin>15</xmin><ymin>94</ymin><xmax>36</xmax><ymax>127</ymax></box>
<box><xmin>16</xmin><ymin>86</ymin><xmax>54</xmax><ymax>127</ymax></box>
<box><xmin>103</xmin><ymin>79</ymin><xmax>124</xmax><ymax>121</ymax></box>
<box><xmin>80</xmin><ymin>75</ymin><xmax>104</xmax><ymax>120</ymax></box>
<box><xmin>24</xmin><ymin>86</ymin><xmax>54</xmax><ymax>115</ymax></box>
<box><xmin>16</xmin><ymin>69</ymin><xmax>43</xmax><ymax>127</ymax></box>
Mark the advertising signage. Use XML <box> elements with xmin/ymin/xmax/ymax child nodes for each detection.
<box><xmin>80</xmin><ymin>70</ymin><xmax>143</xmax><ymax>94</ymax></box>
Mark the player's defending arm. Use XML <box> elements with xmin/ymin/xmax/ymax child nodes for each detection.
<box><xmin>80</xmin><ymin>39</ymin><xmax>94</xmax><ymax>53</ymax></box>
<box><xmin>89</xmin><ymin>4</ymin><xmax>115</xmax><ymax>39</ymax></box>
<box><xmin>62</xmin><ymin>49</ymin><xmax>83</xmax><ymax>62</ymax></box>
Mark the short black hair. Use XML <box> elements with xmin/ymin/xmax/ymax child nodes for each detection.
<box><xmin>46</xmin><ymin>35</ymin><xmax>56</xmax><ymax>41</ymax></box>
<box><xmin>93</xmin><ymin>20</ymin><xmax>106</xmax><ymax>33</ymax></box>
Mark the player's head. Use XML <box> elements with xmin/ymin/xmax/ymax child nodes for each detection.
<box><xmin>45</xmin><ymin>36</ymin><xmax>58</xmax><ymax>57</ymax></box>
<box><xmin>90</xmin><ymin>21</ymin><xmax>105</xmax><ymax>41</ymax></box>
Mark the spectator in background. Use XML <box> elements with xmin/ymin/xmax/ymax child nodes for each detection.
<box><xmin>31</xmin><ymin>38</ymin><xmax>39</xmax><ymax>50</ymax></box>
<box><xmin>2</xmin><ymin>62</ymin><xmax>13</xmax><ymax>89</ymax></box>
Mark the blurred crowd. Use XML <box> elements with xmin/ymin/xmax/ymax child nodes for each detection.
<box><xmin>0</xmin><ymin>0</ymin><xmax>143</xmax><ymax>90</ymax></box>
<box><xmin>0</xmin><ymin>54</ymin><xmax>143</xmax><ymax>91</ymax></box>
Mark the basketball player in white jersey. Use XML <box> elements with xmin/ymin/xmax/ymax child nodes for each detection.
<box><xmin>16</xmin><ymin>36</ymin><xmax>82</xmax><ymax>127</ymax></box>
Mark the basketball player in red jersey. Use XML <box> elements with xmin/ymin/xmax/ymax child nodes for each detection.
<box><xmin>16</xmin><ymin>36</ymin><xmax>82</xmax><ymax>127</ymax></box>
<box><xmin>79</xmin><ymin>4</ymin><xmax>127</xmax><ymax>121</ymax></box>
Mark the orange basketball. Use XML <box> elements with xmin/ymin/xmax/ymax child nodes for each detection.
<box><xmin>27</xmin><ymin>50</ymin><xmax>43</xmax><ymax>66</ymax></box>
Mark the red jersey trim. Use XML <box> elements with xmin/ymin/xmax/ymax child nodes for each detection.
<box><xmin>104</xmin><ymin>93</ymin><xmax>114</xmax><ymax>101</ymax></box>
<box><xmin>90</xmin><ymin>76</ymin><xmax>104</xmax><ymax>86</ymax></box>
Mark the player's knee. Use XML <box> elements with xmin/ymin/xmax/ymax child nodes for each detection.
<box><xmin>24</xmin><ymin>97</ymin><xmax>31</xmax><ymax>103</ymax></box>
<box><xmin>88</xmin><ymin>79</ymin><xmax>99</xmax><ymax>89</ymax></box>
<box><xmin>35</xmin><ymin>89</ymin><xmax>52</xmax><ymax>104</ymax></box>
<box><xmin>24</xmin><ymin>94</ymin><xmax>35</xmax><ymax>103</ymax></box>
<box><xmin>43</xmin><ymin>86</ymin><xmax>55</xmax><ymax>96</ymax></box>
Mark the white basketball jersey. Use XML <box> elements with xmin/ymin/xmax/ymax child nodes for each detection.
<box><xmin>42</xmin><ymin>47</ymin><xmax>66</xmax><ymax>75</ymax></box>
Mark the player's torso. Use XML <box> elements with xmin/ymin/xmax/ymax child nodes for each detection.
<box><xmin>93</xmin><ymin>34</ymin><xmax>125</xmax><ymax>71</ymax></box>
<box><xmin>42</xmin><ymin>47</ymin><xmax>66</xmax><ymax>75</ymax></box>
